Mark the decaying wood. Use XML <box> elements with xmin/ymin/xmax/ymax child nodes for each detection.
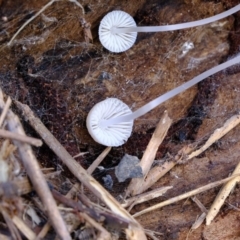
<box><xmin>206</xmin><ymin>159</ymin><xmax>240</xmax><ymax>225</ymax></box>
<box><xmin>133</xmin><ymin>173</ymin><xmax>240</xmax><ymax>218</ymax></box>
<box><xmin>0</xmin><ymin>91</ymin><xmax>71</xmax><ymax>240</ymax></box>
<box><xmin>15</xmin><ymin>100</ymin><xmax>147</xmax><ymax>240</ymax></box>
<box><xmin>126</xmin><ymin>111</ymin><xmax>172</xmax><ymax>196</ymax></box>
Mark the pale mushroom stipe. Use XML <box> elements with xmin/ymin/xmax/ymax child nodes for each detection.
<box><xmin>99</xmin><ymin>5</ymin><xmax>240</xmax><ymax>52</ymax></box>
<box><xmin>87</xmin><ymin>5</ymin><xmax>240</xmax><ymax>146</ymax></box>
<box><xmin>87</xmin><ymin>55</ymin><xmax>240</xmax><ymax>146</ymax></box>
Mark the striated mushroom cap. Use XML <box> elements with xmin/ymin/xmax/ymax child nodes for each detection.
<box><xmin>86</xmin><ymin>98</ymin><xmax>133</xmax><ymax>146</ymax></box>
<box><xmin>99</xmin><ymin>10</ymin><xmax>137</xmax><ymax>53</ymax></box>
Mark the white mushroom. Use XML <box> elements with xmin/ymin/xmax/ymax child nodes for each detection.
<box><xmin>86</xmin><ymin>98</ymin><xmax>133</xmax><ymax>147</ymax></box>
<box><xmin>99</xmin><ymin>5</ymin><xmax>240</xmax><ymax>52</ymax></box>
<box><xmin>87</xmin><ymin>54</ymin><xmax>240</xmax><ymax>146</ymax></box>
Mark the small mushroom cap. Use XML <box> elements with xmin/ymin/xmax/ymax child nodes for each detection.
<box><xmin>87</xmin><ymin>98</ymin><xmax>133</xmax><ymax>146</ymax></box>
<box><xmin>99</xmin><ymin>10</ymin><xmax>137</xmax><ymax>53</ymax></box>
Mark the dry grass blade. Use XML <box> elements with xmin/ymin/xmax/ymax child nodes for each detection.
<box><xmin>87</xmin><ymin>147</ymin><xmax>111</xmax><ymax>175</ymax></box>
<box><xmin>127</xmin><ymin>111</ymin><xmax>172</xmax><ymax>196</ymax></box>
<box><xmin>190</xmin><ymin>197</ymin><xmax>207</xmax><ymax>229</ymax></box>
<box><xmin>191</xmin><ymin>213</ymin><xmax>207</xmax><ymax>230</ymax></box>
<box><xmin>206</xmin><ymin>160</ymin><xmax>240</xmax><ymax>225</ymax></box>
<box><xmin>133</xmin><ymin>173</ymin><xmax>240</xmax><ymax>218</ymax></box>
<box><xmin>191</xmin><ymin>196</ymin><xmax>207</xmax><ymax>213</ymax></box>
<box><xmin>0</xmin><ymin>93</ymin><xmax>71</xmax><ymax>240</ymax></box>
<box><xmin>0</xmin><ymin>129</ymin><xmax>42</xmax><ymax>147</ymax></box>
<box><xmin>15</xmin><ymin>100</ymin><xmax>147</xmax><ymax>240</ymax></box>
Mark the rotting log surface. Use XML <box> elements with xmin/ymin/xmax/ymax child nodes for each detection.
<box><xmin>1</xmin><ymin>0</ymin><xmax>240</xmax><ymax>239</ymax></box>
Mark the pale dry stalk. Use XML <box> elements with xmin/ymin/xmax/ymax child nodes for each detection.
<box><xmin>127</xmin><ymin>111</ymin><xmax>172</xmax><ymax>196</ymax></box>
<box><xmin>206</xmin><ymin>160</ymin><xmax>240</xmax><ymax>225</ymax></box>
<box><xmin>133</xmin><ymin>173</ymin><xmax>240</xmax><ymax>217</ymax></box>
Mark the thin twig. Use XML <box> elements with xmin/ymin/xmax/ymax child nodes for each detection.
<box><xmin>0</xmin><ymin>97</ymin><xmax>12</xmax><ymax>127</ymax></box>
<box><xmin>80</xmin><ymin>212</ymin><xmax>111</xmax><ymax>240</ymax></box>
<box><xmin>206</xmin><ymin>160</ymin><xmax>240</xmax><ymax>225</ymax></box>
<box><xmin>15</xmin><ymin>100</ymin><xmax>147</xmax><ymax>240</ymax></box>
<box><xmin>0</xmin><ymin>129</ymin><xmax>42</xmax><ymax>147</ymax></box>
<box><xmin>133</xmin><ymin>173</ymin><xmax>240</xmax><ymax>217</ymax></box>
<box><xmin>87</xmin><ymin>147</ymin><xmax>111</xmax><ymax>175</ymax></box>
<box><xmin>127</xmin><ymin>111</ymin><xmax>172</xmax><ymax>196</ymax></box>
<box><xmin>190</xmin><ymin>197</ymin><xmax>208</xmax><ymax>229</ymax></box>
<box><xmin>7</xmin><ymin>0</ymin><xmax>85</xmax><ymax>46</ymax></box>
<box><xmin>7</xmin><ymin>0</ymin><xmax>56</xmax><ymax>46</ymax></box>
<box><xmin>12</xmin><ymin>215</ymin><xmax>36</xmax><ymax>240</ymax></box>
<box><xmin>0</xmin><ymin>94</ymin><xmax>71</xmax><ymax>240</ymax></box>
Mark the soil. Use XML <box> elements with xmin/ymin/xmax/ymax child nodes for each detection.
<box><xmin>0</xmin><ymin>0</ymin><xmax>240</xmax><ymax>239</ymax></box>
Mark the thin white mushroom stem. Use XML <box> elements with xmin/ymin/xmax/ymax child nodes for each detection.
<box><xmin>111</xmin><ymin>4</ymin><xmax>240</xmax><ymax>34</ymax></box>
<box><xmin>99</xmin><ymin>5</ymin><xmax>240</xmax><ymax>52</ymax></box>
<box><xmin>100</xmin><ymin>54</ymin><xmax>240</xmax><ymax>128</ymax></box>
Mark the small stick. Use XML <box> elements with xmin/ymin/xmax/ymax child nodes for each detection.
<box><xmin>206</xmin><ymin>160</ymin><xmax>240</xmax><ymax>225</ymax></box>
<box><xmin>0</xmin><ymin>94</ymin><xmax>71</xmax><ymax>240</ymax></box>
<box><xmin>122</xmin><ymin>186</ymin><xmax>173</xmax><ymax>209</ymax></box>
<box><xmin>0</xmin><ymin>97</ymin><xmax>12</xmax><ymax>127</ymax></box>
<box><xmin>127</xmin><ymin>111</ymin><xmax>172</xmax><ymax>196</ymax></box>
<box><xmin>87</xmin><ymin>147</ymin><xmax>111</xmax><ymax>175</ymax></box>
<box><xmin>15</xmin><ymin>100</ymin><xmax>147</xmax><ymax>240</ymax></box>
<box><xmin>12</xmin><ymin>215</ymin><xmax>36</xmax><ymax>240</ymax></box>
<box><xmin>133</xmin><ymin>173</ymin><xmax>240</xmax><ymax>217</ymax></box>
<box><xmin>191</xmin><ymin>213</ymin><xmax>207</xmax><ymax>230</ymax></box>
<box><xmin>0</xmin><ymin>129</ymin><xmax>42</xmax><ymax>147</ymax></box>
